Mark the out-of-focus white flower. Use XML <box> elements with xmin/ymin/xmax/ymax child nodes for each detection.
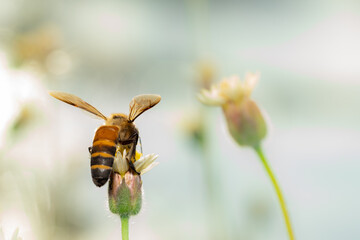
<box><xmin>198</xmin><ymin>73</ymin><xmax>259</xmax><ymax>106</ymax></box>
<box><xmin>197</xmin><ymin>72</ymin><xmax>266</xmax><ymax>147</ymax></box>
<box><xmin>0</xmin><ymin>227</ymin><xmax>22</xmax><ymax>240</ymax></box>
<box><xmin>0</xmin><ymin>209</ymin><xmax>34</xmax><ymax>240</ymax></box>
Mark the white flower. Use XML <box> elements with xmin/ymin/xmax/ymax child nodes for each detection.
<box><xmin>113</xmin><ymin>149</ymin><xmax>159</xmax><ymax>176</ymax></box>
<box><xmin>197</xmin><ymin>73</ymin><xmax>259</xmax><ymax>106</ymax></box>
<box><xmin>134</xmin><ymin>153</ymin><xmax>159</xmax><ymax>175</ymax></box>
<box><xmin>0</xmin><ymin>227</ymin><xmax>22</xmax><ymax>240</ymax></box>
<box><xmin>113</xmin><ymin>149</ymin><xmax>129</xmax><ymax>176</ymax></box>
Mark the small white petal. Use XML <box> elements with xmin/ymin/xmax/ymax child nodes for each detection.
<box><xmin>134</xmin><ymin>154</ymin><xmax>159</xmax><ymax>173</ymax></box>
<box><xmin>243</xmin><ymin>72</ymin><xmax>259</xmax><ymax>95</ymax></box>
<box><xmin>227</xmin><ymin>75</ymin><xmax>241</xmax><ymax>87</ymax></box>
<box><xmin>140</xmin><ymin>162</ymin><xmax>159</xmax><ymax>175</ymax></box>
<box><xmin>197</xmin><ymin>90</ymin><xmax>225</xmax><ymax>106</ymax></box>
<box><xmin>113</xmin><ymin>149</ymin><xmax>129</xmax><ymax>175</ymax></box>
<box><xmin>218</xmin><ymin>76</ymin><xmax>242</xmax><ymax>100</ymax></box>
<box><xmin>135</xmin><ymin>158</ymin><xmax>153</xmax><ymax>173</ymax></box>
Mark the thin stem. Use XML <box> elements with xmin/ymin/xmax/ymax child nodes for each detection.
<box><xmin>201</xmin><ymin>147</ymin><xmax>221</xmax><ymax>240</ymax></box>
<box><xmin>254</xmin><ymin>145</ymin><xmax>295</xmax><ymax>240</ymax></box>
<box><xmin>121</xmin><ymin>216</ymin><xmax>129</xmax><ymax>240</ymax></box>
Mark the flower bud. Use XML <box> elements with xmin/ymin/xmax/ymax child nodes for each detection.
<box><xmin>109</xmin><ymin>147</ymin><xmax>158</xmax><ymax>217</ymax></box>
<box><xmin>222</xmin><ymin>99</ymin><xmax>267</xmax><ymax>147</ymax></box>
<box><xmin>108</xmin><ymin>170</ymin><xmax>142</xmax><ymax>218</ymax></box>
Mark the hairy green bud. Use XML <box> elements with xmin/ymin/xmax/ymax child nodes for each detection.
<box><xmin>223</xmin><ymin>99</ymin><xmax>267</xmax><ymax>147</ymax></box>
<box><xmin>108</xmin><ymin>171</ymin><xmax>142</xmax><ymax>218</ymax></box>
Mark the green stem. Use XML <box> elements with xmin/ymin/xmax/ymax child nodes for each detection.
<box><xmin>121</xmin><ymin>216</ymin><xmax>129</xmax><ymax>240</ymax></box>
<box><xmin>254</xmin><ymin>145</ymin><xmax>295</xmax><ymax>240</ymax></box>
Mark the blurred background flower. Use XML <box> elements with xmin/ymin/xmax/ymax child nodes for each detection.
<box><xmin>198</xmin><ymin>73</ymin><xmax>295</xmax><ymax>239</ymax></box>
<box><xmin>0</xmin><ymin>0</ymin><xmax>360</xmax><ymax>240</ymax></box>
<box><xmin>198</xmin><ymin>73</ymin><xmax>267</xmax><ymax>147</ymax></box>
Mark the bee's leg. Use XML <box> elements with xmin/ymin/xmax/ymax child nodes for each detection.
<box><xmin>126</xmin><ymin>134</ymin><xmax>141</xmax><ymax>175</ymax></box>
<box><xmin>128</xmin><ymin>160</ymin><xmax>140</xmax><ymax>175</ymax></box>
<box><xmin>88</xmin><ymin>146</ymin><xmax>92</xmax><ymax>153</ymax></box>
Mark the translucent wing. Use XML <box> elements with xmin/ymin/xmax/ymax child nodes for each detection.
<box><xmin>128</xmin><ymin>94</ymin><xmax>161</xmax><ymax>122</ymax></box>
<box><xmin>49</xmin><ymin>91</ymin><xmax>107</xmax><ymax>120</ymax></box>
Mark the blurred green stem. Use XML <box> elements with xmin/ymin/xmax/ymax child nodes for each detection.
<box><xmin>200</xmin><ymin>111</ymin><xmax>228</xmax><ymax>239</ymax></box>
<box><xmin>121</xmin><ymin>217</ymin><xmax>129</xmax><ymax>240</ymax></box>
<box><xmin>201</xmin><ymin>139</ymin><xmax>218</xmax><ymax>240</ymax></box>
<box><xmin>254</xmin><ymin>145</ymin><xmax>295</xmax><ymax>240</ymax></box>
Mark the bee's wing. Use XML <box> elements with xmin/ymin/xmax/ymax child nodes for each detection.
<box><xmin>49</xmin><ymin>91</ymin><xmax>107</xmax><ymax>120</ymax></box>
<box><xmin>128</xmin><ymin>94</ymin><xmax>161</xmax><ymax>122</ymax></box>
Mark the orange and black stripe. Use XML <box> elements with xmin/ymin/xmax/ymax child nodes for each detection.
<box><xmin>90</xmin><ymin>125</ymin><xmax>119</xmax><ymax>187</ymax></box>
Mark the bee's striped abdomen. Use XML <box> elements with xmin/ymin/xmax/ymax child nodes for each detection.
<box><xmin>91</xmin><ymin>125</ymin><xmax>119</xmax><ymax>187</ymax></box>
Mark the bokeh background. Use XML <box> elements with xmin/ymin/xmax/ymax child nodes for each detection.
<box><xmin>0</xmin><ymin>0</ymin><xmax>359</xmax><ymax>239</ymax></box>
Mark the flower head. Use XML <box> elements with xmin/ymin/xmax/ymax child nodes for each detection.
<box><xmin>198</xmin><ymin>73</ymin><xmax>267</xmax><ymax>147</ymax></box>
<box><xmin>109</xmin><ymin>148</ymin><xmax>158</xmax><ymax>217</ymax></box>
<box><xmin>113</xmin><ymin>149</ymin><xmax>159</xmax><ymax>176</ymax></box>
<box><xmin>198</xmin><ymin>73</ymin><xmax>259</xmax><ymax>106</ymax></box>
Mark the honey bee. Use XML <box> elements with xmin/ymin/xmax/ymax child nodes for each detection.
<box><xmin>49</xmin><ymin>91</ymin><xmax>161</xmax><ymax>187</ymax></box>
